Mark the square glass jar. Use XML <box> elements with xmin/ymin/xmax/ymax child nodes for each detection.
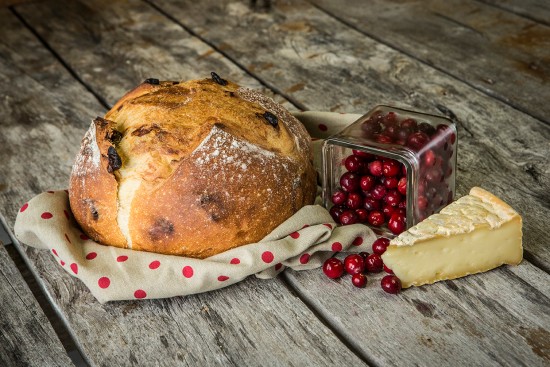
<box><xmin>322</xmin><ymin>105</ymin><xmax>457</xmax><ymax>237</ymax></box>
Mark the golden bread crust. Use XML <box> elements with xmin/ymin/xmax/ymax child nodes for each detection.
<box><xmin>69</xmin><ymin>77</ymin><xmax>316</xmax><ymax>258</ymax></box>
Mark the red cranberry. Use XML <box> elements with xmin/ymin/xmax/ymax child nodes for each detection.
<box><xmin>352</xmin><ymin>273</ymin><xmax>367</xmax><ymax>288</ymax></box>
<box><xmin>346</xmin><ymin>192</ymin><xmax>363</xmax><ymax>209</ymax></box>
<box><xmin>400</xmin><ymin>118</ymin><xmax>418</xmax><ymax>130</ymax></box>
<box><xmin>363</xmin><ymin>197</ymin><xmax>381</xmax><ymax>211</ymax></box>
<box><xmin>436</xmin><ymin>124</ymin><xmax>456</xmax><ymax>144</ymax></box>
<box><xmin>353</xmin><ymin>149</ymin><xmax>375</xmax><ymax>160</ymax></box>
<box><xmin>418</xmin><ymin>122</ymin><xmax>436</xmax><ymax>136</ymax></box>
<box><xmin>329</xmin><ymin>206</ymin><xmax>345</xmax><ymax>221</ymax></box>
<box><xmin>383</xmin><ymin>264</ymin><xmax>394</xmax><ymax>274</ymax></box>
<box><xmin>382</xmin><ymin>203</ymin><xmax>396</xmax><ymax>218</ymax></box>
<box><xmin>384</xmin><ymin>125</ymin><xmax>399</xmax><ymax>139</ymax></box>
<box><xmin>376</xmin><ymin>135</ymin><xmax>393</xmax><ymax>144</ymax></box>
<box><xmin>355</xmin><ymin>208</ymin><xmax>369</xmax><ymax>223</ymax></box>
<box><xmin>398</xmin><ymin>200</ymin><xmax>407</xmax><ymax>210</ymax></box>
<box><xmin>340</xmin><ymin>210</ymin><xmax>359</xmax><ymax>225</ymax></box>
<box><xmin>370</xmin><ymin>184</ymin><xmax>387</xmax><ymax>200</ymax></box>
<box><xmin>407</xmin><ymin>132</ymin><xmax>430</xmax><ymax>150</ymax></box>
<box><xmin>384</xmin><ymin>176</ymin><xmax>398</xmax><ymax>189</ymax></box>
<box><xmin>396</xmin><ymin>127</ymin><xmax>412</xmax><ymax>141</ymax></box>
<box><xmin>381</xmin><ymin>275</ymin><xmax>402</xmax><ymax>294</ymax></box>
<box><xmin>361</xmin><ymin>120</ymin><xmax>382</xmax><ymax>136</ymax></box>
<box><xmin>397</xmin><ymin>177</ymin><xmax>407</xmax><ymax>195</ymax></box>
<box><xmin>344</xmin><ymin>254</ymin><xmax>365</xmax><ymax>275</ymax></box>
<box><xmin>323</xmin><ymin>258</ymin><xmax>344</xmax><ymax>279</ymax></box>
<box><xmin>382</xmin><ymin>160</ymin><xmax>401</xmax><ymax>177</ymax></box>
<box><xmin>368</xmin><ymin>211</ymin><xmax>385</xmax><ymax>227</ymax></box>
<box><xmin>423</xmin><ymin>150</ymin><xmax>436</xmax><ymax>166</ymax></box>
<box><xmin>359</xmin><ymin>252</ymin><xmax>370</xmax><ymax>259</ymax></box>
<box><xmin>388</xmin><ymin>212</ymin><xmax>406</xmax><ymax>235</ymax></box>
<box><xmin>417</xmin><ymin>196</ymin><xmax>428</xmax><ymax>210</ymax></box>
<box><xmin>331</xmin><ymin>189</ymin><xmax>347</xmax><ymax>205</ymax></box>
<box><xmin>425</xmin><ymin>168</ymin><xmax>443</xmax><ymax>183</ymax></box>
<box><xmin>360</xmin><ymin>175</ymin><xmax>376</xmax><ymax>191</ymax></box>
<box><xmin>365</xmin><ymin>254</ymin><xmax>383</xmax><ymax>273</ymax></box>
<box><xmin>372</xmin><ymin>238</ymin><xmax>390</xmax><ymax>255</ymax></box>
<box><xmin>384</xmin><ymin>190</ymin><xmax>402</xmax><ymax>207</ymax></box>
<box><xmin>344</xmin><ymin>155</ymin><xmax>364</xmax><ymax>172</ymax></box>
<box><xmin>368</xmin><ymin>160</ymin><xmax>383</xmax><ymax>176</ymax></box>
<box><xmin>340</xmin><ymin>172</ymin><xmax>360</xmax><ymax>192</ymax></box>
<box><xmin>382</xmin><ymin>111</ymin><xmax>398</xmax><ymax>126</ymax></box>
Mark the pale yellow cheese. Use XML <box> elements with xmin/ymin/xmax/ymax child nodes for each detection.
<box><xmin>381</xmin><ymin>187</ymin><xmax>523</xmax><ymax>288</ymax></box>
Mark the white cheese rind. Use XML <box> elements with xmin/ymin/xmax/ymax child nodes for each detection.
<box><xmin>382</xmin><ymin>187</ymin><xmax>523</xmax><ymax>288</ymax></box>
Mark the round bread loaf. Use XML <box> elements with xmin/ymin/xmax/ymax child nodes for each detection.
<box><xmin>69</xmin><ymin>75</ymin><xmax>317</xmax><ymax>258</ymax></box>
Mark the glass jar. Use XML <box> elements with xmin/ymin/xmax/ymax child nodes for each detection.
<box><xmin>322</xmin><ymin>105</ymin><xmax>457</xmax><ymax>237</ymax></box>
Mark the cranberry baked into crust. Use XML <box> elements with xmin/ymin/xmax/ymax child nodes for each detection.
<box><xmin>69</xmin><ymin>75</ymin><xmax>317</xmax><ymax>258</ymax></box>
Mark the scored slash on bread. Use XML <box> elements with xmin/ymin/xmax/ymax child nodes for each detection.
<box><xmin>69</xmin><ymin>76</ymin><xmax>316</xmax><ymax>258</ymax></box>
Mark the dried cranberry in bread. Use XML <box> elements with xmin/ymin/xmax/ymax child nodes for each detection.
<box><xmin>69</xmin><ymin>76</ymin><xmax>316</xmax><ymax>258</ymax></box>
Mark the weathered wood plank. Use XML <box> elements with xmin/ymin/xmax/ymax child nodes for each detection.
<box><xmin>479</xmin><ymin>0</ymin><xmax>550</xmax><ymax>26</ymax></box>
<box><xmin>283</xmin><ymin>260</ymin><xmax>550</xmax><ymax>366</ymax></box>
<box><xmin>0</xmin><ymin>241</ymin><xmax>74</xmax><ymax>367</ymax></box>
<box><xmin>310</xmin><ymin>0</ymin><xmax>550</xmax><ymax>124</ymax></box>
<box><xmin>149</xmin><ymin>0</ymin><xmax>550</xmax><ymax>269</ymax></box>
<box><xmin>1</xmin><ymin>3</ymin><xmax>366</xmax><ymax>366</ymax></box>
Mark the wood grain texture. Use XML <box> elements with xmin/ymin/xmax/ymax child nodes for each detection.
<box><xmin>479</xmin><ymin>0</ymin><xmax>550</xmax><ymax>25</ymax></box>
<box><xmin>148</xmin><ymin>0</ymin><xmax>550</xmax><ymax>268</ymax></box>
<box><xmin>0</xmin><ymin>242</ymin><xmax>74</xmax><ymax>367</ymax></box>
<box><xmin>283</xmin><ymin>260</ymin><xmax>550</xmax><ymax>366</ymax></box>
<box><xmin>310</xmin><ymin>0</ymin><xmax>550</xmax><ymax>123</ymax></box>
<box><xmin>1</xmin><ymin>3</ymin><xmax>366</xmax><ymax>366</ymax></box>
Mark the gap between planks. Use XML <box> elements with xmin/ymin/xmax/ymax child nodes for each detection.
<box><xmin>306</xmin><ymin>0</ymin><xmax>550</xmax><ymax>127</ymax></box>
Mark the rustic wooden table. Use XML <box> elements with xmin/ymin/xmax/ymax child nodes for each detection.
<box><xmin>1</xmin><ymin>0</ymin><xmax>549</xmax><ymax>366</ymax></box>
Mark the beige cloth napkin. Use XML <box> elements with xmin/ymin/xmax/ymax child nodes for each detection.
<box><xmin>14</xmin><ymin>112</ymin><xmax>370</xmax><ymax>303</ymax></box>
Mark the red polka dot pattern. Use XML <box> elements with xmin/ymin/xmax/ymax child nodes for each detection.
<box><xmin>70</xmin><ymin>263</ymin><xmax>78</xmax><ymax>274</ymax></box>
<box><xmin>52</xmin><ymin>249</ymin><xmax>58</xmax><ymax>257</ymax></box>
<box><xmin>60</xmin><ymin>260</ymin><xmax>65</xmax><ymax>266</ymax></box>
<box><xmin>117</xmin><ymin>255</ymin><xmax>128</xmax><ymax>262</ymax></box>
<box><xmin>134</xmin><ymin>290</ymin><xmax>147</xmax><ymax>299</ymax></box>
<box><xmin>98</xmin><ymin>277</ymin><xmax>110</xmax><ymax>289</ymax></box>
<box><xmin>331</xmin><ymin>242</ymin><xmax>343</xmax><ymax>252</ymax></box>
<box><xmin>323</xmin><ymin>223</ymin><xmax>333</xmax><ymax>230</ymax></box>
<box><xmin>85</xmin><ymin>252</ymin><xmax>97</xmax><ymax>260</ymax></box>
<box><xmin>230</xmin><ymin>258</ymin><xmax>240</xmax><ymax>265</ymax></box>
<box><xmin>20</xmin><ymin>203</ymin><xmax>28</xmax><ymax>212</ymax></box>
<box><xmin>149</xmin><ymin>261</ymin><xmax>160</xmax><ymax>270</ymax></box>
<box><xmin>218</xmin><ymin>275</ymin><xmax>229</xmax><ymax>281</ymax></box>
<box><xmin>290</xmin><ymin>232</ymin><xmax>300</xmax><ymax>239</ymax></box>
<box><xmin>352</xmin><ymin>237</ymin><xmax>363</xmax><ymax>246</ymax></box>
<box><xmin>299</xmin><ymin>254</ymin><xmax>310</xmax><ymax>264</ymax></box>
<box><xmin>182</xmin><ymin>266</ymin><xmax>194</xmax><ymax>278</ymax></box>
<box><xmin>261</xmin><ymin>251</ymin><xmax>274</xmax><ymax>263</ymax></box>
<box><xmin>41</xmin><ymin>212</ymin><xmax>53</xmax><ymax>219</ymax></box>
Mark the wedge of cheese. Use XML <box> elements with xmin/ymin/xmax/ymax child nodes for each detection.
<box><xmin>381</xmin><ymin>187</ymin><xmax>522</xmax><ymax>288</ymax></box>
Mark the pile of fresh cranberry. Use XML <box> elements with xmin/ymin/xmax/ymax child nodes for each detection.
<box><xmin>329</xmin><ymin>110</ymin><xmax>455</xmax><ymax>234</ymax></box>
<box><xmin>322</xmin><ymin>238</ymin><xmax>401</xmax><ymax>294</ymax></box>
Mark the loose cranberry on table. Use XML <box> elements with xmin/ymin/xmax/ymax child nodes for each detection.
<box><xmin>383</xmin><ymin>264</ymin><xmax>394</xmax><ymax>274</ymax></box>
<box><xmin>381</xmin><ymin>275</ymin><xmax>402</xmax><ymax>294</ymax></box>
<box><xmin>372</xmin><ymin>238</ymin><xmax>390</xmax><ymax>255</ymax></box>
<box><xmin>365</xmin><ymin>254</ymin><xmax>383</xmax><ymax>273</ymax></box>
<box><xmin>344</xmin><ymin>254</ymin><xmax>365</xmax><ymax>275</ymax></box>
<box><xmin>323</xmin><ymin>258</ymin><xmax>344</xmax><ymax>279</ymax></box>
<box><xmin>351</xmin><ymin>273</ymin><xmax>367</xmax><ymax>288</ymax></box>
